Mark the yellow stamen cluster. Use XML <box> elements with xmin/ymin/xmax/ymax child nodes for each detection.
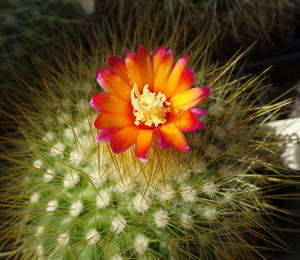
<box><xmin>131</xmin><ymin>84</ymin><xmax>171</xmax><ymax>127</ymax></box>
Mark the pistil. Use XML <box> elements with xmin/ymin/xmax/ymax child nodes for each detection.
<box><xmin>131</xmin><ymin>84</ymin><xmax>171</xmax><ymax>127</ymax></box>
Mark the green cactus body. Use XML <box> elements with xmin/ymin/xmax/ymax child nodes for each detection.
<box><xmin>1</xmin><ymin>51</ymin><xmax>289</xmax><ymax>259</ymax></box>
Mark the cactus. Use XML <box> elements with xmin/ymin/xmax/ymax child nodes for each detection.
<box><xmin>1</xmin><ymin>24</ymin><xmax>297</xmax><ymax>259</ymax></box>
<box><xmin>0</xmin><ymin>2</ymin><xmax>298</xmax><ymax>258</ymax></box>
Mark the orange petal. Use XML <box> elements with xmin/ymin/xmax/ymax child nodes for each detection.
<box><xmin>170</xmin><ymin>87</ymin><xmax>211</xmax><ymax>115</ymax></box>
<box><xmin>125</xmin><ymin>50</ymin><xmax>143</xmax><ymax>91</ymax></box>
<box><xmin>134</xmin><ymin>129</ymin><xmax>153</xmax><ymax>160</ymax></box>
<box><xmin>108</xmin><ymin>56</ymin><xmax>129</xmax><ymax>82</ymax></box>
<box><xmin>170</xmin><ymin>68</ymin><xmax>194</xmax><ymax>97</ymax></box>
<box><xmin>158</xmin><ymin>123</ymin><xmax>189</xmax><ymax>152</ymax></box>
<box><xmin>97</xmin><ymin>69</ymin><xmax>132</xmax><ymax>102</ymax></box>
<box><xmin>135</xmin><ymin>46</ymin><xmax>153</xmax><ymax>89</ymax></box>
<box><xmin>152</xmin><ymin>46</ymin><xmax>167</xmax><ymax>81</ymax></box>
<box><xmin>153</xmin><ymin>49</ymin><xmax>174</xmax><ymax>93</ymax></box>
<box><xmin>162</xmin><ymin>55</ymin><xmax>189</xmax><ymax>97</ymax></box>
<box><xmin>110</xmin><ymin>125</ymin><xmax>139</xmax><ymax>154</ymax></box>
<box><xmin>168</xmin><ymin>109</ymin><xmax>206</xmax><ymax>132</ymax></box>
<box><xmin>91</xmin><ymin>93</ymin><xmax>131</xmax><ymax>114</ymax></box>
<box><xmin>94</xmin><ymin>113</ymin><xmax>133</xmax><ymax>129</ymax></box>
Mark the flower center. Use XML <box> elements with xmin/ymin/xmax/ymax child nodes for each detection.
<box><xmin>131</xmin><ymin>84</ymin><xmax>171</xmax><ymax>127</ymax></box>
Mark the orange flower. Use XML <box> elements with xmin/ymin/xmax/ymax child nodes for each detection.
<box><xmin>90</xmin><ymin>46</ymin><xmax>211</xmax><ymax>162</ymax></box>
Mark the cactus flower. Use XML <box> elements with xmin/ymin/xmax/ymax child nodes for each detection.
<box><xmin>91</xmin><ymin>45</ymin><xmax>211</xmax><ymax>161</ymax></box>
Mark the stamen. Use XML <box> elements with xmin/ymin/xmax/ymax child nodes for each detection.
<box><xmin>131</xmin><ymin>84</ymin><xmax>171</xmax><ymax>127</ymax></box>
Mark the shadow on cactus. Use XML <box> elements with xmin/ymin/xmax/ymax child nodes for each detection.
<box><xmin>0</xmin><ymin>26</ymin><xmax>299</xmax><ymax>260</ymax></box>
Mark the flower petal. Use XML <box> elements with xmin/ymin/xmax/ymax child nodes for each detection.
<box><xmin>153</xmin><ymin>49</ymin><xmax>174</xmax><ymax>93</ymax></box>
<box><xmin>96</xmin><ymin>128</ymin><xmax>120</xmax><ymax>142</ymax></box>
<box><xmin>190</xmin><ymin>107</ymin><xmax>207</xmax><ymax>117</ymax></box>
<box><xmin>90</xmin><ymin>97</ymin><xmax>101</xmax><ymax>112</ymax></box>
<box><xmin>110</xmin><ymin>125</ymin><xmax>139</xmax><ymax>154</ymax></box>
<box><xmin>94</xmin><ymin>113</ymin><xmax>133</xmax><ymax>129</ymax></box>
<box><xmin>162</xmin><ymin>55</ymin><xmax>189</xmax><ymax>97</ymax></box>
<box><xmin>170</xmin><ymin>87</ymin><xmax>211</xmax><ymax>115</ymax></box>
<box><xmin>97</xmin><ymin>68</ymin><xmax>132</xmax><ymax>102</ymax></box>
<box><xmin>158</xmin><ymin>123</ymin><xmax>189</xmax><ymax>152</ymax></box>
<box><xmin>108</xmin><ymin>56</ymin><xmax>128</xmax><ymax>82</ymax></box>
<box><xmin>134</xmin><ymin>129</ymin><xmax>153</xmax><ymax>161</ymax></box>
<box><xmin>170</xmin><ymin>68</ymin><xmax>194</xmax><ymax>97</ymax></box>
<box><xmin>158</xmin><ymin>132</ymin><xmax>172</xmax><ymax>149</ymax></box>
<box><xmin>168</xmin><ymin>109</ymin><xmax>206</xmax><ymax>132</ymax></box>
<box><xmin>152</xmin><ymin>46</ymin><xmax>167</xmax><ymax>81</ymax></box>
<box><xmin>125</xmin><ymin>50</ymin><xmax>143</xmax><ymax>91</ymax></box>
<box><xmin>135</xmin><ymin>45</ymin><xmax>153</xmax><ymax>89</ymax></box>
<box><xmin>91</xmin><ymin>93</ymin><xmax>132</xmax><ymax>114</ymax></box>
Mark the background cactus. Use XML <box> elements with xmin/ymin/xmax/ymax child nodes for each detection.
<box><xmin>0</xmin><ymin>22</ymin><xmax>297</xmax><ymax>259</ymax></box>
<box><xmin>98</xmin><ymin>0</ymin><xmax>300</xmax><ymax>58</ymax></box>
<box><xmin>0</xmin><ymin>0</ymin><xmax>88</xmax><ymax>86</ymax></box>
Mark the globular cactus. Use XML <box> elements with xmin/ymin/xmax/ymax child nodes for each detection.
<box><xmin>0</xmin><ymin>28</ymin><xmax>296</xmax><ymax>260</ymax></box>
